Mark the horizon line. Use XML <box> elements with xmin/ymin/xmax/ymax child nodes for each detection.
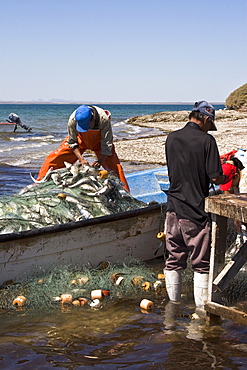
<box><xmin>0</xmin><ymin>100</ymin><xmax>225</xmax><ymax>105</ymax></box>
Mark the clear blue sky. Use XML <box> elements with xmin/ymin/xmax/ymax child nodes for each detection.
<box><xmin>1</xmin><ymin>0</ymin><xmax>246</xmax><ymax>103</ymax></box>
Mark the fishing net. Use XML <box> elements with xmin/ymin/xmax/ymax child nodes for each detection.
<box><xmin>0</xmin><ymin>163</ymin><xmax>146</xmax><ymax>234</ymax></box>
<box><xmin>0</xmin><ymin>258</ymin><xmax>168</xmax><ymax>311</ymax></box>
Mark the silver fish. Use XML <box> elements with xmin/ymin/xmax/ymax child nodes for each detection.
<box><xmin>30</xmin><ymin>167</ymin><xmax>54</xmax><ymax>183</ymax></box>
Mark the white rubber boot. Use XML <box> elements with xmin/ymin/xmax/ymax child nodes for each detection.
<box><xmin>194</xmin><ymin>272</ymin><xmax>209</xmax><ymax>310</ymax></box>
<box><xmin>164</xmin><ymin>270</ymin><xmax>182</xmax><ymax>302</ymax></box>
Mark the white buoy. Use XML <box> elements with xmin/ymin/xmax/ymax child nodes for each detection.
<box><xmin>140</xmin><ymin>299</ymin><xmax>154</xmax><ymax>310</ymax></box>
<box><xmin>91</xmin><ymin>290</ymin><xmax>103</xmax><ymax>300</ymax></box>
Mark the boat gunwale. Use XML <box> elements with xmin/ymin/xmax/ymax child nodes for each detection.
<box><xmin>0</xmin><ymin>203</ymin><xmax>164</xmax><ymax>243</ymax></box>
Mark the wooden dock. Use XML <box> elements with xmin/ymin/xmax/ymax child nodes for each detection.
<box><xmin>205</xmin><ymin>193</ymin><xmax>247</xmax><ymax>325</ymax></box>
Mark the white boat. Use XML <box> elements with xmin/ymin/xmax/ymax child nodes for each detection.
<box><xmin>0</xmin><ymin>201</ymin><xmax>166</xmax><ymax>286</ymax></box>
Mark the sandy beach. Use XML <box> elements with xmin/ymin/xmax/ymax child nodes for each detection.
<box><xmin>115</xmin><ymin>110</ymin><xmax>247</xmax><ymax>165</ymax></box>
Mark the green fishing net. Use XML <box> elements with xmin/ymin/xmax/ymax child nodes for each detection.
<box><xmin>0</xmin><ymin>258</ymin><xmax>167</xmax><ymax>310</ymax></box>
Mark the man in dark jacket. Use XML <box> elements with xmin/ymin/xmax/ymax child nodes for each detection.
<box><xmin>164</xmin><ymin>101</ymin><xmax>227</xmax><ymax>312</ymax></box>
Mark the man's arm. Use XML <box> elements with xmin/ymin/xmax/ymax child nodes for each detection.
<box><xmin>72</xmin><ymin>147</ymin><xmax>89</xmax><ymax>166</ymax></box>
<box><xmin>211</xmin><ymin>174</ymin><xmax>227</xmax><ymax>185</ymax></box>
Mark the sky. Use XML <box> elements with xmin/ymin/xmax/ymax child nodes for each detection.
<box><xmin>0</xmin><ymin>0</ymin><xmax>246</xmax><ymax>103</ymax></box>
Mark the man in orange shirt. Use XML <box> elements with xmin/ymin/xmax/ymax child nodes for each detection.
<box><xmin>37</xmin><ymin>105</ymin><xmax>129</xmax><ymax>191</ymax></box>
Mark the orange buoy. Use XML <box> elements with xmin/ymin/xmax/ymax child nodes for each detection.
<box><xmin>78</xmin><ymin>298</ymin><xmax>88</xmax><ymax>306</ymax></box>
<box><xmin>60</xmin><ymin>294</ymin><xmax>73</xmax><ymax>304</ymax></box>
<box><xmin>12</xmin><ymin>295</ymin><xmax>26</xmax><ymax>307</ymax></box>
<box><xmin>142</xmin><ymin>281</ymin><xmax>152</xmax><ymax>292</ymax></box>
<box><xmin>157</xmin><ymin>232</ymin><xmax>166</xmax><ymax>241</ymax></box>
<box><xmin>72</xmin><ymin>299</ymin><xmax>81</xmax><ymax>306</ymax></box>
<box><xmin>102</xmin><ymin>290</ymin><xmax>110</xmax><ymax>297</ymax></box>
<box><xmin>98</xmin><ymin>170</ymin><xmax>108</xmax><ymax>179</ymax></box>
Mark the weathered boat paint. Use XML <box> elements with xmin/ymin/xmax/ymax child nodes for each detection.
<box><xmin>0</xmin><ymin>203</ymin><xmax>165</xmax><ymax>285</ymax></box>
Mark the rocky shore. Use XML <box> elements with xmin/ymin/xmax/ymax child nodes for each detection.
<box><xmin>115</xmin><ymin>109</ymin><xmax>247</xmax><ymax>165</ymax></box>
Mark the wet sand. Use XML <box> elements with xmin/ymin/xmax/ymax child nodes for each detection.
<box><xmin>115</xmin><ymin>110</ymin><xmax>247</xmax><ymax>164</ymax></box>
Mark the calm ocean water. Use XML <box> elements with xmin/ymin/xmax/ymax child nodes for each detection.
<box><xmin>0</xmin><ymin>103</ymin><xmax>224</xmax><ymax>195</ymax></box>
<box><xmin>1</xmin><ymin>103</ymin><xmax>247</xmax><ymax>369</ymax></box>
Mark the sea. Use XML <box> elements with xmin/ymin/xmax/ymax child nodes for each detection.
<box><xmin>0</xmin><ymin>103</ymin><xmax>225</xmax><ymax>196</ymax></box>
<box><xmin>1</xmin><ymin>103</ymin><xmax>247</xmax><ymax>370</ymax></box>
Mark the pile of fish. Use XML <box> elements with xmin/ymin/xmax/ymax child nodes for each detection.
<box><xmin>0</xmin><ymin>162</ymin><xmax>146</xmax><ymax>234</ymax></box>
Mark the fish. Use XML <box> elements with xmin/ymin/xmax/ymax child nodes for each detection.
<box><xmin>30</xmin><ymin>167</ymin><xmax>54</xmax><ymax>183</ymax></box>
<box><xmin>0</xmin><ymin>163</ymin><xmax>146</xmax><ymax>234</ymax></box>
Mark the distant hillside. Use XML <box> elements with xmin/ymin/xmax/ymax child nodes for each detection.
<box><xmin>225</xmin><ymin>83</ymin><xmax>247</xmax><ymax>111</ymax></box>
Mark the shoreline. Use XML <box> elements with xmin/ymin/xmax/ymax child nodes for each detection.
<box><xmin>115</xmin><ymin>110</ymin><xmax>247</xmax><ymax>165</ymax></box>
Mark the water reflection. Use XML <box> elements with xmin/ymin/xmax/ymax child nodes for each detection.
<box><xmin>0</xmin><ymin>296</ymin><xmax>247</xmax><ymax>369</ymax></box>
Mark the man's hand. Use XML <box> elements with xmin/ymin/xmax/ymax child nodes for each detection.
<box><xmin>79</xmin><ymin>158</ymin><xmax>89</xmax><ymax>166</ymax></box>
<box><xmin>91</xmin><ymin>160</ymin><xmax>101</xmax><ymax>168</ymax></box>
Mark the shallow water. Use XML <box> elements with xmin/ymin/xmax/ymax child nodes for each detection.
<box><xmin>1</xmin><ymin>295</ymin><xmax>247</xmax><ymax>369</ymax></box>
<box><xmin>0</xmin><ymin>259</ymin><xmax>247</xmax><ymax>370</ymax></box>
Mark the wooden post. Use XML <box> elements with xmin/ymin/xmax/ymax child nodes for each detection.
<box><xmin>206</xmin><ymin>213</ymin><xmax>228</xmax><ymax>323</ymax></box>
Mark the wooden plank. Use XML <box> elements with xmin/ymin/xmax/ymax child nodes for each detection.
<box><xmin>213</xmin><ymin>241</ymin><xmax>247</xmax><ymax>292</ymax></box>
<box><xmin>205</xmin><ymin>301</ymin><xmax>247</xmax><ymax>326</ymax></box>
<box><xmin>205</xmin><ymin>194</ymin><xmax>247</xmax><ymax>223</ymax></box>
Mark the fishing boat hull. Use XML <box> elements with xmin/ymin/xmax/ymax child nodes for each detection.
<box><xmin>0</xmin><ymin>122</ymin><xmax>16</xmax><ymax>132</ymax></box>
<box><xmin>0</xmin><ymin>203</ymin><xmax>165</xmax><ymax>285</ymax></box>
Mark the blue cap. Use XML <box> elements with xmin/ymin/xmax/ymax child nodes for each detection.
<box><xmin>75</xmin><ymin>105</ymin><xmax>92</xmax><ymax>132</ymax></box>
<box><xmin>192</xmin><ymin>100</ymin><xmax>216</xmax><ymax>130</ymax></box>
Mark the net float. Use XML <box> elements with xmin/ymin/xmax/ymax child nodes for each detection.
<box><xmin>102</xmin><ymin>290</ymin><xmax>110</xmax><ymax>297</ymax></box>
<box><xmin>153</xmin><ymin>280</ymin><xmax>164</xmax><ymax>293</ymax></box>
<box><xmin>12</xmin><ymin>295</ymin><xmax>26</xmax><ymax>307</ymax></box>
<box><xmin>110</xmin><ymin>273</ymin><xmax>124</xmax><ymax>285</ymax></box>
<box><xmin>90</xmin><ymin>299</ymin><xmax>101</xmax><ymax>308</ymax></box>
<box><xmin>98</xmin><ymin>170</ymin><xmax>108</xmax><ymax>179</ymax></box>
<box><xmin>131</xmin><ymin>276</ymin><xmax>144</xmax><ymax>286</ymax></box>
<box><xmin>52</xmin><ymin>296</ymin><xmax>61</xmax><ymax>302</ymax></box>
<box><xmin>57</xmin><ymin>193</ymin><xmax>66</xmax><ymax>199</ymax></box>
<box><xmin>91</xmin><ymin>290</ymin><xmax>103</xmax><ymax>300</ymax></box>
<box><xmin>60</xmin><ymin>294</ymin><xmax>73</xmax><ymax>304</ymax></box>
<box><xmin>78</xmin><ymin>297</ymin><xmax>88</xmax><ymax>306</ymax></box>
<box><xmin>72</xmin><ymin>299</ymin><xmax>80</xmax><ymax>306</ymax></box>
<box><xmin>157</xmin><ymin>231</ymin><xmax>166</xmax><ymax>241</ymax></box>
<box><xmin>157</xmin><ymin>273</ymin><xmax>165</xmax><ymax>280</ymax></box>
<box><xmin>142</xmin><ymin>281</ymin><xmax>152</xmax><ymax>292</ymax></box>
<box><xmin>115</xmin><ymin>276</ymin><xmax>124</xmax><ymax>286</ymax></box>
<box><xmin>140</xmin><ymin>299</ymin><xmax>154</xmax><ymax>310</ymax></box>
<box><xmin>77</xmin><ymin>277</ymin><xmax>89</xmax><ymax>285</ymax></box>
<box><xmin>97</xmin><ymin>261</ymin><xmax>110</xmax><ymax>270</ymax></box>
